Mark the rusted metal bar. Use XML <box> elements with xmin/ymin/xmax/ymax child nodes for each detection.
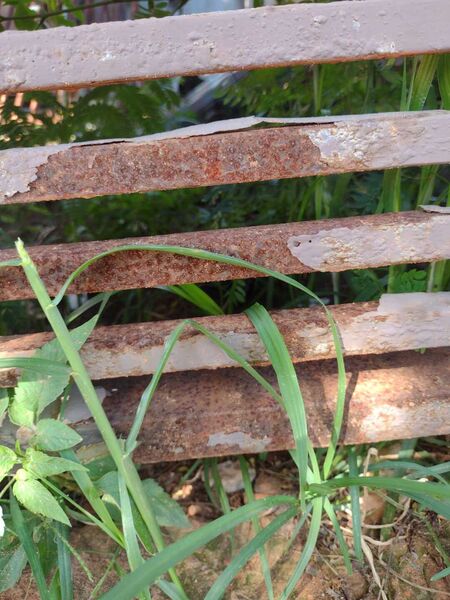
<box><xmin>1</xmin><ymin>293</ymin><xmax>449</xmax><ymax>388</ymax></box>
<box><xmin>1</xmin><ymin>112</ymin><xmax>449</xmax><ymax>204</ymax></box>
<box><xmin>73</xmin><ymin>349</ymin><xmax>450</xmax><ymax>462</ymax></box>
<box><xmin>0</xmin><ymin>210</ymin><xmax>448</xmax><ymax>301</ymax></box>
<box><xmin>1</xmin><ymin>0</ymin><xmax>449</xmax><ymax>94</ymax></box>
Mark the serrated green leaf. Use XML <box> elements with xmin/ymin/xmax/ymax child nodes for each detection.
<box><xmin>390</xmin><ymin>269</ymin><xmax>427</xmax><ymax>293</ymax></box>
<box><xmin>97</xmin><ymin>472</ymin><xmax>190</xmax><ymax>531</ymax></box>
<box><xmin>13</xmin><ymin>479</ymin><xmax>70</xmax><ymax>526</ymax></box>
<box><xmin>143</xmin><ymin>479</ymin><xmax>190</xmax><ymax>529</ymax></box>
<box><xmin>32</xmin><ymin>419</ymin><xmax>82</xmax><ymax>452</ymax></box>
<box><xmin>0</xmin><ymin>536</ymin><xmax>27</xmax><ymax>593</ymax></box>
<box><xmin>9</xmin><ymin>315</ymin><xmax>99</xmax><ymax>428</ymax></box>
<box><xmin>0</xmin><ymin>544</ymin><xmax>27</xmax><ymax>593</ymax></box>
<box><xmin>0</xmin><ymin>446</ymin><xmax>18</xmax><ymax>480</ymax></box>
<box><xmin>24</xmin><ymin>449</ymin><xmax>87</xmax><ymax>478</ymax></box>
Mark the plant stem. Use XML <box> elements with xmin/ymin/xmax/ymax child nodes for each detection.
<box><xmin>15</xmin><ymin>240</ymin><xmax>186</xmax><ymax>597</ymax></box>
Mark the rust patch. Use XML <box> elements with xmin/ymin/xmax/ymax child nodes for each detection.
<box><xmin>1</xmin><ymin>111</ymin><xmax>449</xmax><ymax>204</ymax></box>
<box><xmin>0</xmin><ymin>211</ymin><xmax>446</xmax><ymax>302</ymax></box>
<box><xmin>71</xmin><ymin>349</ymin><xmax>450</xmax><ymax>463</ymax></box>
<box><xmin>1</xmin><ymin>293</ymin><xmax>448</xmax><ymax>386</ymax></box>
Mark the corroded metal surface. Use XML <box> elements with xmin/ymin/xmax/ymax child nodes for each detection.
<box><xmin>1</xmin><ymin>112</ymin><xmax>449</xmax><ymax>204</ymax></box>
<box><xmin>1</xmin><ymin>0</ymin><xmax>449</xmax><ymax>94</ymax></box>
<box><xmin>1</xmin><ymin>293</ymin><xmax>449</xmax><ymax>387</ymax></box>
<box><xmin>72</xmin><ymin>349</ymin><xmax>450</xmax><ymax>462</ymax></box>
<box><xmin>0</xmin><ymin>211</ymin><xmax>448</xmax><ymax>301</ymax></box>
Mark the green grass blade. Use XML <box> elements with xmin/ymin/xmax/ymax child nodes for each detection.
<box><xmin>126</xmin><ymin>320</ymin><xmax>188</xmax><ymax>453</ymax></box>
<box><xmin>51</xmin><ymin>524</ymin><xmax>94</xmax><ymax>583</ymax></box>
<box><xmin>66</xmin><ymin>292</ymin><xmax>114</xmax><ymax>325</ymax></box>
<box><xmin>285</xmin><ymin>504</ymin><xmax>312</xmax><ymax>553</ymax></box>
<box><xmin>348</xmin><ymin>447</ymin><xmax>363</xmax><ymax>561</ymax></box>
<box><xmin>310</xmin><ymin>476</ymin><xmax>450</xmax><ymax>500</ymax></box>
<box><xmin>161</xmin><ymin>283</ymin><xmax>223</xmax><ymax>316</ymax></box>
<box><xmin>323</xmin><ymin>499</ymin><xmax>352</xmax><ymax>574</ymax></box>
<box><xmin>205</xmin><ymin>506</ymin><xmax>297</xmax><ymax>600</ymax></box>
<box><xmin>99</xmin><ymin>496</ymin><xmax>297</xmax><ymax>600</ymax></box>
<box><xmin>409</xmin><ymin>54</ymin><xmax>439</xmax><ymax>111</ymax></box>
<box><xmin>118</xmin><ymin>473</ymin><xmax>151</xmax><ymax>600</ymax></box>
<box><xmin>53</xmin><ymin>244</ymin><xmax>347</xmax><ymax>472</ymax></box>
<box><xmin>0</xmin><ymin>357</ymin><xmax>71</xmax><ymax>376</ymax></box>
<box><xmin>279</xmin><ymin>498</ymin><xmax>323</xmax><ymax>600</ymax></box>
<box><xmin>10</xmin><ymin>491</ymin><xmax>50</xmax><ymax>600</ymax></box>
<box><xmin>126</xmin><ymin>317</ymin><xmax>282</xmax><ymax>454</ymax></box>
<box><xmin>60</xmin><ymin>449</ymin><xmax>124</xmax><ymax>545</ymax></box>
<box><xmin>209</xmin><ymin>459</ymin><xmax>235</xmax><ymax>552</ymax></box>
<box><xmin>407</xmin><ymin>494</ymin><xmax>450</xmax><ymax>520</ymax></box>
<box><xmin>431</xmin><ymin>566</ymin><xmax>450</xmax><ymax>582</ymax></box>
<box><xmin>156</xmin><ymin>579</ymin><xmax>187</xmax><ymax>599</ymax></box>
<box><xmin>246</xmin><ymin>303</ymin><xmax>308</xmax><ymax>505</ymax></box>
<box><xmin>239</xmin><ymin>456</ymin><xmax>274</xmax><ymax>600</ymax></box>
<box><xmin>55</xmin><ymin>522</ymin><xmax>74</xmax><ymax>600</ymax></box>
<box><xmin>0</xmin><ymin>259</ymin><xmax>22</xmax><ymax>268</ymax></box>
<box><xmin>438</xmin><ymin>54</ymin><xmax>450</xmax><ymax>109</ymax></box>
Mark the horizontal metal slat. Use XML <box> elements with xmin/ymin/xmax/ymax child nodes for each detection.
<box><xmin>1</xmin><ymin>0</ymin><xmax>449</xmax><ymax>94</ymax></box>
<box><xmin>0</xmin><ymin>210</ymin><xmax>448</xmax><ymax>301</ymax></box>
<box><xmin>70</xmin><ymin>349</ymin><xmax>450</xmax><ymax>462</ymax></box>
<box><xmin>1</xmin><ymin>112</ymin><xmax>449</xmax><ymax>204</ymax></box>
<box><xmin>1</xmin><ymin>292</ymin><xmax>448</xmax><ymax>387</ymax></box>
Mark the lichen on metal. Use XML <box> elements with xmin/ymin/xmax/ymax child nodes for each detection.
<box><xmin>1</xmin><ymin>0</ymin><xmax>450</xmax><ymax>94</ymax></box>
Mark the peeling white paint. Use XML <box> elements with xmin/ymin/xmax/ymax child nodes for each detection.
<box><xmin>358</xmin><ymin>401</ymin><xmax>450</xmax><ymax>443</ymax></box>
<box><xmin>207</xmin><ymin>431</ymin><xmax>271</xmax><ymax>452</ymax></box>
<box><xmin>1</xmin><ymin>110</ymin><xmax>448</xmax><ymax>201</ymax></box>
<box><xmin>287</xmin><ymin>215</ymin><xmax>450</xmax><ymax>271</ymax></box>
<box><xmin>0</xmin><ymin>145</ymin><xmax>68</xmax><ymax>201</ymax></box>
<box><xmin>420</xmin><ymin>204</ymin><xmax>450</xmax><ymax>214</ymax></box>
<box><xmin>342</xmin><ymin>292</ymin><xmax>450</xmax><ymax>354</ymax></box>
<box><xmin>307</xmin><ymin>120</ymin><xmax>391</xmax><ymax>167</ymax></box>
<box><xmin>1</xmin><ymin>0</ymin><xmax>450</xmax><ymax>94</ymax></box>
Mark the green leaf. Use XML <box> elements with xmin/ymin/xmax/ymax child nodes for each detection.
<box><xmin>0</xmin><ymin>537</ymin><xmax>27</xmax><ymax>593</ymax></box>
<box><xmin>13</xmin><ymin>478</ymin><xmax>70</xmax><ymax>526</ymax></box>
<box><xmin>161</xmin><ymin>284</ymin><xmax>223</xmax><ymax>316</ymax></box>
<box><xmin>280</xmin><ymin>498</ymin><xmax>323</xmax><ymax>600</ymax></box>
<box><xmin>99</xmin><ymin>495</ymin><xmax>296</xmax><ymax>600</ymax></box>
<box><xmin>0</xmin><ymin>391</ymin><xmax>9</xmax><ymax>424</ymax></box>
<box><xmin>55</xmin><ymin>522</ymin><xmax>74</xmax><ymax>600</ymax></box>
<box><xmin>32</xmin><ymin>419</ymin><xmax>82</xmax><ymax>452</ymax></box>
<box><xmin>97</xmin><ymin>472</ymin><xmax>190</xmax><ymax>531</ymax></box>
<box><xmin>9</xmin><ymin>493</ymin><xmax>50</xmax><ymax>598</ymax></box>
<box><xmin>24</xmin><ymin>449</ymin><xmax>87</xmax><ymax>478</ymax></box>
<box><xmin>9</xmin><ymin>315</ymin><xmax>99</xmax><ymax>428</ymax></box>
<box><xmin>389</xmin><ymin>269</ymin><xmax>427</xmax><ymax>293</ymax></box>
<box><xmin>348</xmin><ymin>447</ymin><xmax>363</xmax><ymax>562</ymax></box>
<box><xmin>246</xmin><ymin>303</ymin><xmax>309</xmax><ymax>505</ymax></box>
<box><xmin>431</xmin><ymin>566</ymin><xmax>450</xmax><ymax>582</ymax></box>
<box><xmin>0</xmin><ymin>445</ymin><xmax>18</xmax><ymax>480</ymax></box>
<box><xmin>143</xmin><ymin>479</ymin><xmax>190</xmax><ymax>530</ymax></box>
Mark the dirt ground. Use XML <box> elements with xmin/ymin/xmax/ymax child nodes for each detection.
<box><xmin>3</xmin><ymin>453</ymin><xmax>450</xmax><ymax>599</ymax></box>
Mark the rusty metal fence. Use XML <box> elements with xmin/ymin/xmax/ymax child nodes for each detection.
<box><xmin>0</xmin><ymin>0</ymin><xmax>449</xmax><ymax>462</ymax></box>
